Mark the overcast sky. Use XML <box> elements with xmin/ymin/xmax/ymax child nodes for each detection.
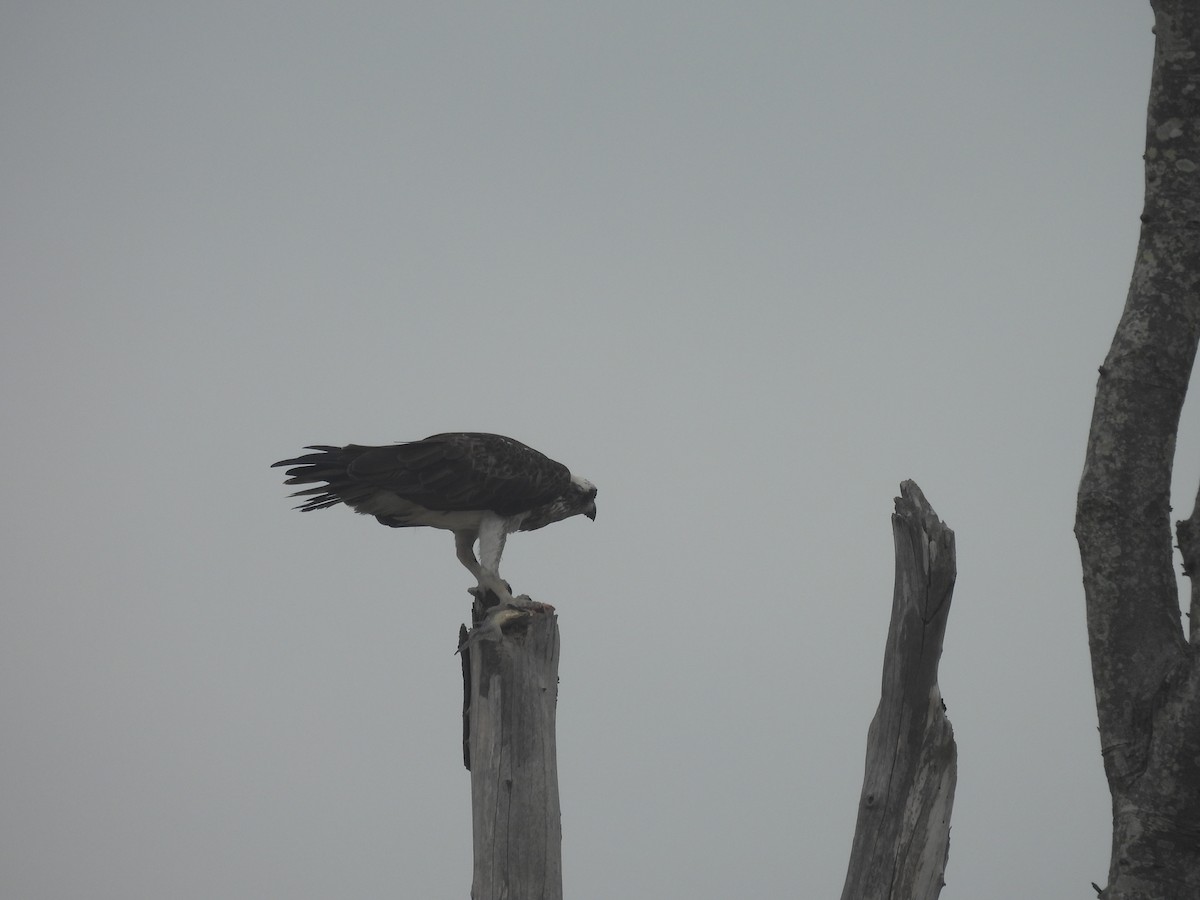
<box><xmin>2</xmin><ymin>3</ymin><xmax>1187</xmax><ymax>898</ymax></box>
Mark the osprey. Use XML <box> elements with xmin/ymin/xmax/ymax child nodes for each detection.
<box><xmin>272</xmin><ymin>433</ymin><xmax>597</xmax><ymax>606</ymax></box>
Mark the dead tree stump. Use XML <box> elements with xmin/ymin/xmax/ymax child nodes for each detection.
<box><xmin>841</xmin><ymin>481</ymin><xmax>958</xmax><ymax>900</ymax></box>
<box><xmin>460</xmin><ymin>601</ymin><xmax>562</xmax><ymax>900</ymax></box>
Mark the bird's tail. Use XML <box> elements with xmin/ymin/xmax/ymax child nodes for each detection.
<box><xmin>271</xmin><ymin>445</ymin><xmax>364</xmax><ymax>511</ymax></box>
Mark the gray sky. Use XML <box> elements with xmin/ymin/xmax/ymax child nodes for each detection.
<box><xmin>1</xmin><ymin>3</ymin><xmax>1181</xmax><ymax>898</ymax></box>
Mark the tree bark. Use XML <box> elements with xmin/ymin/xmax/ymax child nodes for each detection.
<box><xmin>1174</xmin><ymin>481</ymin><xmax>1200</xmax><ymax>646</ymax></box>
<box><xmin>462</xmin><ymin>606</ymin><xmax>563</xmax><ymax>900</ymax></box>
<box><xmin>841</xmin><ymin>481</ymin><xmax>957</xmax><ymax>900</ymax></box>
<box><xmin>1074</xmin><ymin>3</ymin><xmax>1200</xmax><ymax>897</ymax></box>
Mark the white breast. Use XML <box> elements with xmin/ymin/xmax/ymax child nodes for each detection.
<box><xmin>349</xmin><ymin>491</ymin><xmax>487</xmax><ymax>531</ymax></box>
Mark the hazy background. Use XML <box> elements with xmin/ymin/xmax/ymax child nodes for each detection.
<box><xmin>2</xmin><ymin>3</ymin><xmax>1187</xmax><ymax>898</ymax></box>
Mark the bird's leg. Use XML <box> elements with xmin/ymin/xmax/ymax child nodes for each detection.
<box><xmin>454</xmin><ymin>529</ymin><xmax>482</xmax><ymax>581</ymax></box>
<box><xmin>477</xmin><ymin>514</ymin><xmax>530</xmax><ymax>605</ymax></box>
<box><xmin>455</xmin><ymin>525</ymin><xmax>518</xmax><ymax>606</ymax></box>
<box><xmin>454</xmin><ymin>530</ymin><xmax>493</xmax><ymax>602</ymax></box>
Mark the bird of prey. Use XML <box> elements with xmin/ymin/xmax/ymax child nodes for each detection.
<box><xmin>272</xmin><ymin>433</ymin><xmax>597</xmax><ymax>606</ymax></box>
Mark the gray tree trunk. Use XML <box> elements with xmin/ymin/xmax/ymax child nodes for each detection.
<box><xmin>1073</xmin><ymin>2</ymin><xmax>1200</xmax><ymax>897</ymax></box>
<box><xmin>840</xmin><ymin>481</ymin><xmax>957</xmax><ymax>900</ymax></box>
<box><xmin>462</xmin><ymin>606</ymin><xmax>563</xmax><ymax>900</ymax></box>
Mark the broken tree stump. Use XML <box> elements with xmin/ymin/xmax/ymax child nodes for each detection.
<box><xmin>460</xmin><ymin>601</ymin><xmax>563</xmax><ymax>900</ymax></box>
<box><xmin>840</xmin><ymin>480</ymin><xmax>958</xmax><ymax>900</ymax></box>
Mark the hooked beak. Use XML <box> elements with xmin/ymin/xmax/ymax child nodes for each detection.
<box><xmin>584</xmin><ymin>501</ymin><xmax>597</xmax><ymax>521</ymax></box>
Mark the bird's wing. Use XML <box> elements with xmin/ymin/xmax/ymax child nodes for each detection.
<box><xmin>274</xmin><ymin>433</ymin><xmax>569</xmax><ymax>516</ymax></box>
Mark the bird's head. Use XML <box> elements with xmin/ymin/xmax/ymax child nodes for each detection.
<box><xmin>518</xmin><ymin>473</ymin><xmax>597</xmax><ymax>532</ymax></box>
<box><xmin>568</xmin><ymin>473</ymin><xmax>598</xmax><ymax>522</ymax></box>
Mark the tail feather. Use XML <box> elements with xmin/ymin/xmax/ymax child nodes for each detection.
<box><xmin>272</xmin><ymin>445</ymin><xmax>366</xmax><ymax>513</ymax></box>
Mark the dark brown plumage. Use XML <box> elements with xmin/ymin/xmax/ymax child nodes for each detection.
<box><xmin>272</xmin><ymin>433</ymin><xmax>596</xmax><ymax>605</ymax></box>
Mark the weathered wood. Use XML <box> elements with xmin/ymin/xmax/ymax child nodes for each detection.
<box><xmin>464</xmin><ymin>605</ymin><xmax>562</xmax><ymax>900</ymax></box>
<box><xmin>841</xmin><ymin>481</ymin><xmax>957</xmax><ymax>900</ymax></box>
<box><xmin>1074</xmin><ymin>3</ymin><xmax>1200</xmax><ymax>896</ymax></box>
